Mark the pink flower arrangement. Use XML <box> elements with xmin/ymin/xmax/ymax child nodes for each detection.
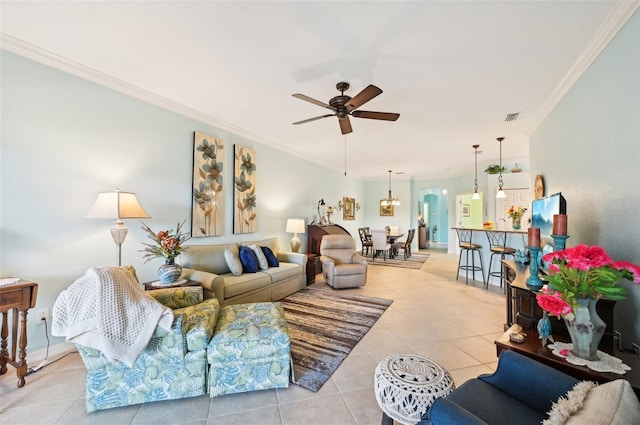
<box><xmin>537</xmin><ymin>244</ymin><xmax>640</xmax><ymax>318</ymax></box>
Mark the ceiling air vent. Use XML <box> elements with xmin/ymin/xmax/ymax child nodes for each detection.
<box><xmin>505</xmin><ymin>112</ymin><xmax>520</xmax><ymax>122</ymax></box>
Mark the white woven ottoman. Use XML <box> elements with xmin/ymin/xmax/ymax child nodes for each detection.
<box><xmin>374</xmin><ymin>354</ymin><xmax>455</xmax><ymax>425</ymax></box>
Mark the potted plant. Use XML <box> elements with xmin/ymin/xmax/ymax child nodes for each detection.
<box><xmin>484</xmin><ymin>165</ymin><xmax>507</xmax><ymax>174</ymax></box>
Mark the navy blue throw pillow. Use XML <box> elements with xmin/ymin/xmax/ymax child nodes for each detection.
<box><xmin>261</xmin><ymin>246</ymin><xmax>279</xmax><ymax>267</ymax></box>
<box><xmin>239</xmin><ymin>245</ymin><xmax>259</xmax><ymax>273</ymax></box>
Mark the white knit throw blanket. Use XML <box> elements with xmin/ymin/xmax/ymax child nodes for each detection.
<box><xmin>52</xmin><ymin>267</ymin><xmax>173</xmax><ymax>368</ymax></box>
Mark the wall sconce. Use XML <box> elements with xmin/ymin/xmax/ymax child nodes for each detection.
<box><xmin>356</xmin><ymin>203</ymin><xmax>360</xmax><ymax>211</ymax></box>
<box><xmin>338</xmin><ymin>200</ymin><xmax>343</xmax><ymax>211</ymax></box>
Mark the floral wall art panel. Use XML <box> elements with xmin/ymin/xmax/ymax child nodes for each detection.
<box><xmin>234</xmin><ymin>144</ymin><xmax>257</xmax><ymax>234</ymax></box>
<box><xmin>191</xmin><ymin>131</ymin><xmax>224</xmax><ymax>237</ymax></box>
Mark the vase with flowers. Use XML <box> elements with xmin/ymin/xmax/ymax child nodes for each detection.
<box><xmin>141</xmin><ymin>220</ymin><xmax>191</xmax><ymax>284</ymax></box>
<box><xmin>536</xmin><ymin>244</ymin><xmax>640</xmax><ymax>360</ymax></box>
<box><xmin>506</xmin><ymin>206</ymin><xmax>526</xmax><ymax>230</ymax></box>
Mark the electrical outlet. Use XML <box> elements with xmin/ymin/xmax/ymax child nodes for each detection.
<box><xmin>37</xmin><ymin>308</ymin><xmax>50</xmax><ymax>322</ymax></box>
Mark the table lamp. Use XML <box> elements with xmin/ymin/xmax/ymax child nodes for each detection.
<box><xmin>286</xmin><ymin>218</ymin><xmax>306</xmax><ymax>253</ymax></box>
<box><xmin>86</xmin><ymin>189</ymin><xmax>150</xmax><ymax>266</ymax></box>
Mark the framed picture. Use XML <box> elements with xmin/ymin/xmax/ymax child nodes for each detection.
<box><xmin>234</xmin><ymin>144</ymin><xmax>257</xmax><ymax>234</ymax></box>
<box><xmin>380</xmin><ymin>200</ymin><xmax>394</xmax><ymax>216</ymax></box>
<box><xmin>191</xmin><ymin>131</ymin><xmax>224</xmax><ymax>237</ymax></box>
<box><xmin>463</xmin><ymin>204</ymin><xmax>470</xmax><ymax>217</ymax></box>
<box><xmin>343</xmin><ymin>197</ymin><xmax>355</xmax><ymax>220</ymax></box>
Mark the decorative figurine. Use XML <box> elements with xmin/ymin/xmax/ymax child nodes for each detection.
<box><xmin>537</xmin><ymin>311</ymin><xmax>554</xmax><ymax>347</ymax></box>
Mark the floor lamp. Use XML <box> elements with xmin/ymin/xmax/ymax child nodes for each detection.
<box><xmin>86</xmin><ymin>189</ymin><xmax>150</xmax><ymax>266</ymax></box>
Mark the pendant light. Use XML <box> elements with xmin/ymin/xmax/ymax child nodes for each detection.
<box><xmin>496</xmin><ymin>137</ymin><xmax>506</xmax><ymax>199</ymax></box>
<box><xmin>472</xmin><ymin>144</ymin><xmax>481</xmax><ymax>200</ymax></box>
<box><xmin>380</xmin><ymin>170</ymin><xmax>400</xmax><ymax>206</ymax></box>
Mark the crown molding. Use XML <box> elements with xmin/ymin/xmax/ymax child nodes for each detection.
<box><xmin>0</xmin><ymin>32</ymin><xmax>300</xmax><ymax>158</ymax></box>
<box><xmin>527</xmin><ymin>1</ymin><xmax>640</xmax><ymax>133</ymax></box>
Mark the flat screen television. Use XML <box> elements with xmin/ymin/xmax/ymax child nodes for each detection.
<box><xmin>531</xmin><ymin>192</ymin><xmax>567</xmax><ymax>241</ymax></box>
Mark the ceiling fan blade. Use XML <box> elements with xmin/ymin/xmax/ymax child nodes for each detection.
<box><xmin>339</xmin><ymin>117</ymin><xmax>353</xmax><ymax>135</ymax></box>
<box><xmin>345</xmin><ymin>85</ymin><xmax>382</xmax><ymax>111</ymax></box>
<box><xmin>351</xmin><ymin>110</ymin><xmax>400</xmax><ymax>121</ymax></box>
<box><xmin>292</xmin><ymin>94</ymin><xmax>336</xmax><ymax>111</ymax></box>
<box><xmin>292</xmin><ymin>114</ymin><xmax>334</xmax><ymax>125</ymax></box>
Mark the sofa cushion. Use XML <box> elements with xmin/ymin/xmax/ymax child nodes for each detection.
<box><xmin>239</xmin><ymin>245</ymin><xmax>259</xmax><ymax>273</ymax></box>
<box><xmin>224</xmin><ymin>244</ymin><xmax>243</xmax><ymax>276</ymax></box>
<box><xmin>223</xmin><ymin>272</ymin><xmax>271</xmax><ymax>299</ymax></box>
<box><xmin>261</xmin><ymin>245</ymin><xmax>279</xmax><ymax>267</ymax></box>
<box><xmin>558</xmin><ymin>379</ymin><xmax>640</xmax><ymax>425</ymax></box>
<box><xmin>249</xmin><ymin>244</ymin><xmax>269</xmax><ymax>270</ymax></box>
<box><xmin>262</xmin><ymin>261</ymin><xmax>303</xmax><ymax>282</ymax></box>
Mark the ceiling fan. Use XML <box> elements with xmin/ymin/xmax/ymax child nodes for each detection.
<box><xmin>292</xmin><ymin>82</ymin><xmax>400</xmax><ymax>135</ymax></box>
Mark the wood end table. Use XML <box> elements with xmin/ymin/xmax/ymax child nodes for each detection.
<box><xmin>1</xmin><ymin>278</ymin><xmax>38</xmax><ymax>387</ymax></box>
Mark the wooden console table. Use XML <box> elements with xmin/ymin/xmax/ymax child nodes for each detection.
<box><xmin>496</xmin><ymin>325</ymin><xmax>640</xmax><ymax>397</ymax></box>
<box><xmin>0</xmin><ymin>279</ymin><xmax>38</xmax><ymax>387</ymax></box>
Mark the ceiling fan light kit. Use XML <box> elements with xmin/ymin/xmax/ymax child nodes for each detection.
<box><xmin>292</xmin><ymin>82</ymin><xmax>399</xmax><ymax>135</ymax></box>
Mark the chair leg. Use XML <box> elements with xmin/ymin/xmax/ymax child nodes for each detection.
<box><xmin>456</xmin><ymin>249</ymin><xmax>463</xmax><ymax>280</ymax></box>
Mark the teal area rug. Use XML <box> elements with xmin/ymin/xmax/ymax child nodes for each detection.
<box><xmin>281</xmin><ymin>288</ymin><xmax>393</xmax><ymax>392</ymax></box>
<box><xmin>366</xmin><ymin>252</ymin><xmax>430</xmax><ymax>269</ymax></box>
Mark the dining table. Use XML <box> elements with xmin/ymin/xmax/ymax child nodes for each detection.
<box><xmin>387</xmin><ymin>233</ymin><xmax>404</xmax><ymax>259</ymax></box>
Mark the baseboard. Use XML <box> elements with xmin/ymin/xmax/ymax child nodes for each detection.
<box><xmin>28</xmin><ymin>341</ymin><xmax>76</xmax><ymax>364</ymax></box>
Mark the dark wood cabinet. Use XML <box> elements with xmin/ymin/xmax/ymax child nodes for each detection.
<box><xmin>307</xmin><ymin>224</ymin><xmax>351</xmax><ymax>255</ymax></box>
<box><xmin>418</xmin><ymin>226</ymin><xmax>429</xmax><ymax>249</ymax></box>
<box><xmin>502</xmin><ymin>260</ymin><xmax>615</xmax><ymax>349</ymax></box>
<box><xmin>305</xmin><ymin>254</ymin><xmax>317</xmax><ymax>285</ymax></box>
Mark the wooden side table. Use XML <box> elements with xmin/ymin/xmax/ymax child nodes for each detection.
<box><xmin>144</xmin><ymin>279</ymin><xmax>201</xmax><ymax>291</ymax></box>
<box><xmin>305</xmin><ymin>254</ymin><xmax>317</xmax><ymax>285</ymax></box>
<box><xmin>0</xmin><ymin>278</ymin><xmax>38</xmax><ymax>387</ymax></box>
<box><xmin>496</xmin><ymin>325</ymin><xmax>640</xmax><ymax>398</ymax></box>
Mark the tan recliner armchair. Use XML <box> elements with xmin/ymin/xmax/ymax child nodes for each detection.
<box><xmin>319</xmin><ymin>235</ymin><xmax>368</xmax><ymax>289</ymax></box>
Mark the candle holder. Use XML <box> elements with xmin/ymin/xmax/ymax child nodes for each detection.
<box><xmin>551</xmin><ymin>234</ymin><xmax>569</xmax><ymax>251</ymax></box>
<box><xmin>526</xmin><ymin>246</ymin><xmax>543</xmax><ymax>290</ymax></box>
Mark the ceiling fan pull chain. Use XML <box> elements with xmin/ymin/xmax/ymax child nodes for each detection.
<box><xmin>344</xmin><ymin>135</ymin><xmax>347</xmax><ymax>176</ymax></box>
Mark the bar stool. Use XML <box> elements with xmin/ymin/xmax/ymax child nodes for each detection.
<box><xmin>485</xmin><ymin>230</ymin><xmax>517</xmax><ymax>289</ymax></box>
<box><xmin>455</xmin><ymin>228</ymin><xmax>485</xmax><ymax>284</ymax></box>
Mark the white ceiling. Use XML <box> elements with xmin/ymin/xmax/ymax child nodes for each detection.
<box><xmin>2</xmin><ymin>1</ymin><xmax>637</xmax><ymax>181</ymax></box>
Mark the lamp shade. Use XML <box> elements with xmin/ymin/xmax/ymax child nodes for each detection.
<box><xmin>86</xmin><ymin>190</ymin><xmax>150</xmax><ymax>219</ymax></box>
<box><xmin>286</xmin><ymin>218</ymin><xmax>306</xmax><ymax>234</ymax></box>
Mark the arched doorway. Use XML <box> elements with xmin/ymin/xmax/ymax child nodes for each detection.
<box><xmin>417</xmin><ymin>187</ymin><xmax>449</xmax><ymax>246</ymax></box>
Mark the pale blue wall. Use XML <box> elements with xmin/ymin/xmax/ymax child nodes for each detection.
<box><xmin>531</xmin><ymin>11</ymin><xmax>640</xmax><ymax>346</ymax></box>
<box><xmin>0</xmin><ymin>51</ymin><xmax>365</xmax><ymax>351</ymax></box>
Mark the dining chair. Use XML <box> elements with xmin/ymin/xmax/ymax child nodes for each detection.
<box><xmin>358</xmin><ymin>227</ymin><xmax>373</xmax><ymax>256</ymax></box>
<box><xmin>371</xmin><ymin>229</ymin><xmax>391</xmax><ymax>261</ymax></box>
<box><xmin>392</xmin><ymin>228</ymin><xmax>415</xmax><ymax>260</ymax></box>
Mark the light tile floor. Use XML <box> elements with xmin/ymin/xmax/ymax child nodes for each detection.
<box><xmin>0</xmin><ymin>247</ymin><xmax>506</xmax><ymax>425</ymax></box>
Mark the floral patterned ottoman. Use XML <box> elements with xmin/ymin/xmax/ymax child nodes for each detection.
<box><xmin>207</xmin><ymin>302</ymin><xmax>291</xmax><ymax>396</ymax></box>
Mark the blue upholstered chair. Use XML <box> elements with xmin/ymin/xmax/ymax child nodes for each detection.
<box><xmin>427</xmin><ymin>349</ymin><xmax>640</xmax><ymax>425</ymax></box>
<box><xmin>76</xmin><ymin>286</ymin><xmax>220</xmax><ymax>412</ymax></box>
<box><xmin>428</xmin><ymin>350</ymin><xmax>578</xmax><ymax>425</ymax></box>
